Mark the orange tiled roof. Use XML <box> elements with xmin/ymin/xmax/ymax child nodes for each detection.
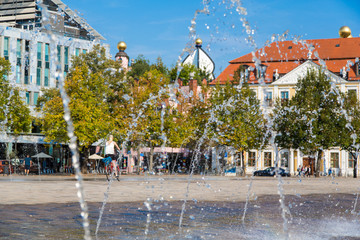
<box><xmin>214</xmin><ymin>37</ymin><xmax>360</xmax><ymax>85</ymax></box>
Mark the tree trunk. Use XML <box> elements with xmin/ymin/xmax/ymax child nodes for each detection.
<box><xmin>136</xmin><ymin>147</ymin><xmax>141</xmax><ymax>175</ymax></box>
<box><xmin>214</xmin><ymin>147</ymin><xmax>218</xmax><ymax>175</ymax></box>
<box><xmin>14</xmin><ymin>141</ymin><xmax>17</xmax><ymax>157</ymax></box>
<box><xmin>219</xmin><ymin>147</ymin><xmax>226</xmax><ymax>175</ymax></box>
<box><xmin>81</xmin><ymin>147</ymin><xmax>90</xmax><ymax>174</ymax></box>
<box><xmin>149</xmin><ymin>142</ymin><xmax>154</xmax><ymax>172</ymax></box>
<box><xmin>315</xmin><ymin>150</ymin><xmax>322</xmax><ymax>177</ymax></box>
<box><xmin>171</xmin><ymin>151</ymin><xmax>179</xmax><ymax>174</ymax></box>
<box><xmin>241</xmin><ymin>150</ymin><xmax>246</xmax><ymax>176</ymax></box>
<box><xmin>351</xmin><ymin>152</ymin><xmax>357</xmax><ymax>178</ymax></box>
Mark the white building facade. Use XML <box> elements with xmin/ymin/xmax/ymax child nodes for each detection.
<box><xmin>0</xmin><ymin>0</ymin><xmax>109</xmax><ymax>160</ymax></box>
<box><xmin>243</xmin><ymin>61</ymin><xmax>360</xmax><ymax>177</ymax></box>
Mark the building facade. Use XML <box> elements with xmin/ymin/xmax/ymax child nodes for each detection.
<box><xmin>0</xmin><ymin>0</ymin><xmax>109</xmax><ymax>161</ymax></box>
<box><xmin>214</xmin><ymin>28</ymin><xmax>360</xmax><ymax>176</ymax></box>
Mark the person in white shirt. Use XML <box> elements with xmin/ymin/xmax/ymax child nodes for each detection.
<box><xmin>105</xmin><ymin>135</ymin><xmax>120</xmax><ymax>177</ymax></box>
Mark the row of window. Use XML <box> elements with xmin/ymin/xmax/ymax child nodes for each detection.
<box><xmin>260</xmin><ymin>89</ymin><xmax>358</xmax><ymax>107</ymax></box>
<box><xmin>241</xmin><ymin>63</ymin><xmax>360</xmax><ymax>81</ymax></box>
<box><xmin>2</xmin><ymin>37</ymin><xmax>88</xmax><ymax>87</ymax></box>
<box><xmin>248</xmin><ymin>152</ymin><xmax>287</xmax><ymax>167</ymax></box>
<box><xmin>247</xmin><ymin>151</ymin><xmax>356</xmax><ymax>168</ymax></box>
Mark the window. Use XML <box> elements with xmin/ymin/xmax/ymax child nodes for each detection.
<box><xmin>25</xmin><ymin>92</ymin><xmax>31</xmax><ymax>105</ymax></box>
<box><xmin>264</xmin><ymin>152</ymin><xmax>272</xmax><ymax>167</ymax></box>
<box><xmin>33</xmin><ymin>92</ymin><xmax>39</xmax><ymax>106</ymax></box>
<box><xmin>56</xmin><ymin>45</ymin><xmax>62</xmax><ymax>88</ymax></box>
<box><xmin>280</xmin><ymin>152</ymin><xmax>289</xmax><ymax>168</ymax></box>
<box><xmin>356</xmin><ymin>62</ymin><xmax>360</xmax><ymax>77</ymax></box>
<box><xmin>83</xmin><ymin>49</ymin><xmax>87</xmax><ymax>54</ymax></box>
<box><xmin>75</xmin><ymin>48</ymin><xmax>80</xmax><ymax>56</ymax></box>
<box><xmin>16</xmin><ymin>39</ymin><xmax>21</xmax><ymax>58</ymax></box>
<box><xmin>16</xmin><ymin>39</ymin><xmax>21</xmax><ymax>84</ymax></box>
<box><xmin>57</xmin><ymin>45</ymin><xmax>61</xmax><ymax>63</ymax></box>
<box><xmin>37</xmin><ymin>42</ymin><xmax>42</xmax><ymax>59</ymax></box>
<box><xmin>257</xmin><ymin>64</ymin><xmax>267</xmax><ymax>78</ymax></box>
<box><xmin>44</xmin><ymin>68</ymin><xmax>49</xmax><ymax>87</ymax></box>
<box><xmin>248</xmin><ymin>152</ymin><xmax>256</xmax><ymax>167</ymax></box>
<box><xmin>281</xmin><ymin>91</ymin><xmax>289</xmax><ymax>105</ymax></box>
<box><xmin>349</xmin><ymin>152</ymin><xmax>355</xmax><ymax>168</ymax></box>
<box><xmin>64</xmin><ymin>46</ymin><xmax>69</xmax><ymax>77</ymax></box>
<box><xmin>3</xmin><ymin>37</ymin><xmax>9</xmax><ymax>60</ymax></box>
<box><xmin>16</xmin><ymin>65</ymin><xmax>21</xmax><ymax>83</ymax></box>
<box><xmin>24</xmin><ymin>40</ymin><xmax>30</xmax><ymax>84</ymax></box>
<box><xmin>256</xmin><ymin>68</ymin><xmax>261</xmax><ymax>79</ymax></box>
<box><xmin>37</xmin><ymin>42</ymin><xmax>42</xmax><ymax>86</ymax></box>
<box><xmin>45</xmin><ymin>43</ymin><xmax>49</xmax><ymax>62</ymax></box>
<box><xmin>36</xmin><ymin>68</ymin><xmax>41</xmax><ymax>86</ymax></box>
<box><xmin>44</xmin><ymin>43</ymin><xmax>50</xmax><ymax>87</ymax></box>
<box><xmin>241</xmin><ymin>64</ymin><xmax>250</xmax><ymax>81</ymax></box>
<box><xmin>264</xmin><ymin>91</ymin><xmax>273</xmax><ymax>106</ymax></box>
<box><xmin>330</xmin><ymin>152</ymin><xmax>339</xmax><ymax>168</ymax></box>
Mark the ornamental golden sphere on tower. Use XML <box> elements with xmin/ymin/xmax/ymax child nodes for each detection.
<box><xmin>339</xmin><ymin>26</ymin><xmax>352</xmax><ymax>38</ymax></box>
<box><xmin>195</xmin><ymin>38</ymin><xmax>202</xmax><ymax>46</ymax></box>
<box><xmin>117</xmin><ymin>41</ymin><xmax>127</xmax><ymax>51</ymax></box>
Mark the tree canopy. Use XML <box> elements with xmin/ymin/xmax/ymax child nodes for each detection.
<box><xmin>0</xmin><ymin>57</ymin><xmax>31</xmax><ymax>136</ymax></box>
<box><xmin>37</xmin><ymin>46</ymin><xmax>118</xmax><ymax>151</ymax></box>
<box><xmin>273</xmin><ymin>68</ymin><xmax>346</xmax><ymax>175</ymax></box>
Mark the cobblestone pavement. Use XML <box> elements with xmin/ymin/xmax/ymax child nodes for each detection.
<box><xmin>1</xmin><ymin>174</ymin><xmax>359</xmax><ymax>204</ymax></box>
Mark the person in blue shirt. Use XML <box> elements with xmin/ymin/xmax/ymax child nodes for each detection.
<box><xmin>24</xmin><ymin>155</ymin><xmax>32</xmax><ymax>175</ymax></box>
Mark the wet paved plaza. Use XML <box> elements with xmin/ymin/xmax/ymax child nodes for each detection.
<box><xmin>0</xmin><ymin>175</ymin><xmax>360</xmax><ymax>239</ymax></box>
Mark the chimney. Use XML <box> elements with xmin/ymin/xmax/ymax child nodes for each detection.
<box><xmin>189</xmin><ymin>79</ymin><xmax>198</xmax><ymax>98</ymax></box>
<box><xmin>177</xmin><ymin>78</ymin><xmax>183</xmax><ymax>87</ymax></box>
<box><xmin>202</xmin><ymin>78</ymin><xmax>207</xmax><ymax>86</ymax></box>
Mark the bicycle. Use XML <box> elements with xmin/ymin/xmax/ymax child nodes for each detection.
<box><xmin>102</xmin><ymin>157</ymin><xmax>120</xmax><ymax>181</ymax></box>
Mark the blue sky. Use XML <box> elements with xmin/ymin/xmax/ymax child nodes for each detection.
<box><xmin>62</xmin><ymin>0</ymin><xmax>360</xmax><ymax>76</ymax></box>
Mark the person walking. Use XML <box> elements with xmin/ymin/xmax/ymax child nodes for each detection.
<box><xmin>297</xmin><ymin>165</ymin><xmax>302</xmax><ymax>176</ymax></box>
<box><xmin>307</xmin><ymin>165</ymin><xmax>311</xmax><ymax>177</ymax></box>
<box><xmin>105</xmin><ymin>135</ymin><xmax>121</xmax><ymax>178</ymax></box>
<box><xmin>24</xmin><ymin>155</ymin><xmax>32</xmax><ymax>176</ymax></box>
<box><xmin>304</xmin><ymin>165</ymin><xmax>309</xmax><ymax>177</ymax></box>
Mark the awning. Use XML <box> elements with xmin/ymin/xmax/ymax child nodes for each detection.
<box><xmin>31</xmin><ymin>152</ymin><xmax>53</xmax><ymax>158</ymax></box>
<box><xmin>89</xmin><ymin>154</ymin><xmax>103</xmax><ymax>160</ymax></box>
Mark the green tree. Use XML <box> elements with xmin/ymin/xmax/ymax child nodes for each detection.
<box><xmin>37</xmin><ymin>88</ymin><xmax>68</xmax><ymax>143</ymax></box>
<box><xmin>130</xmin><ymin>68</ymin><xmax>171</xmax><ymax>171</ymax></box>
<box><xmin>273</xmin><ymin>69</ymin><xmax>344</xmax><ymax>176</ymax></box>
<box><xmin>170</xmin><ymin>63</ymin><xmax>211</xmax><ymax>85</ymax></box>
<box><xmin>151</xmin><ymin>57</ymin><xmax>169</xmax><ymax>77</ymax></box>
<box><xmin>127</xmin><ymin>55</ymin><xmax>151</xmax><ymax>79</ymax></box>
<box><xmin>0</xmin><ymin>58</ymin><xmax>11</xmax><ymax>124</ymax></box>
<box><xmin>0</xmin><ymin>58</ymin><xmax>31</xmax><ymax>157</ymax></box>
<box><xmin>7</xmin><ymin>88</ymin><xmax>32</xmax><ymax>134</ymax></box>
<box><xmin>37</xmin><ymin>46</ymin><xmax>120</xmax><ymax>170</ymax></box>
<box><xmin>338</xmin><ymin>90</ymin><xmax>360</xmax><ymax>178</ymax></box>
<box><xmin>209</xmin><ymin>82</ymin><xmax>267</xmax><ymax>175</ymax></box>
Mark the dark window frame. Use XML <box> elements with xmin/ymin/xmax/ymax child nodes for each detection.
<box><xmin>248</xmin><ymin>152</ymin><xmax>256</xmax><ymax>167</ymax></box>
<box><xmin>264</xmin><ymin>152</ymin><xmax>272</xmax><ymax>167</ymax></box>
<box><xmin>330</xmin><ymin>152</ymin><xmax>339</xmax><ymax>168</ymax></box>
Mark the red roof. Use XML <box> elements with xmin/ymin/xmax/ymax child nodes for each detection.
<box><xmin>215</xmin><ymin>37</ymin><xmax>360</xmax><ymax>84</ymax></box>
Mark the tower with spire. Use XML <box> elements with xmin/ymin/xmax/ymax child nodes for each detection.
<box><xmin>115</xmin><ymin>41</ymin><xmax>129</xmax><ymax>71</ymax></box>
<box><xmin>182</xmin><ymin>38</ymin><xmax>215</xmax><ymax>80</ymax></box>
